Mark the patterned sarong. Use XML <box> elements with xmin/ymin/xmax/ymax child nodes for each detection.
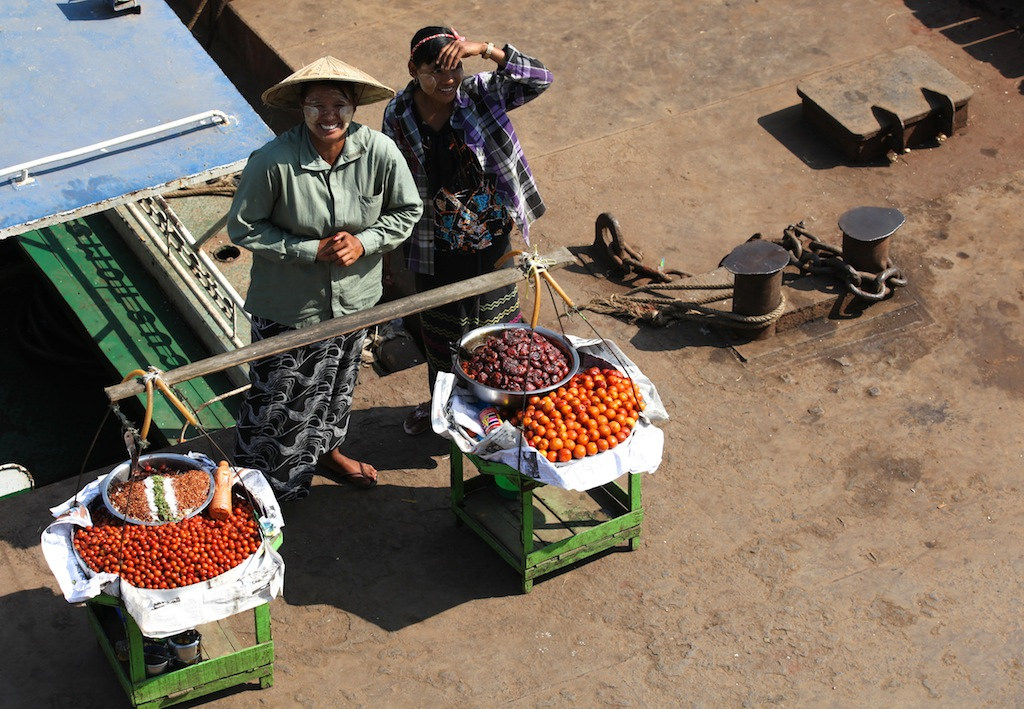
<box><xmin>234</xmin><ymin>315</ymin><xmax>366</xmax><ymax>501</ymax></box>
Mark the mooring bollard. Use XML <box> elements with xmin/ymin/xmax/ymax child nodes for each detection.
<box><xmin>838</xmin><ymin>206</ymin><xmax>905</xmax><ymax>273</ymax></box>
<box><xmin>722</xmin><ymin>240</ymin><xmax>790</xmax><ymax>341</ymax></box>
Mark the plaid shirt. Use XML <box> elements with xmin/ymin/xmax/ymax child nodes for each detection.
<box><xmin>382</xmin><ymin>44</ymin><xmax>553</xmax><ymax>275</ymax></box>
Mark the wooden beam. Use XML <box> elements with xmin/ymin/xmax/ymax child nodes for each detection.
<box><xmin>105</xmin><ymin>247</ymin><xmax>575</xmax><ymax>403</ymax></box>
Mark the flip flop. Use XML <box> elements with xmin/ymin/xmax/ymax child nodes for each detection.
<box><xmin>318</xmin><ymin>456</ymin><xmax>378</xmax><ymax>489</ymax></box>
<box><xmin>337</xmin><ymin>461</ymin><xmax>378</xmax><ymax>489</ymax></box>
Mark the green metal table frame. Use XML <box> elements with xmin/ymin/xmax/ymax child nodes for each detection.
<box><xmin>84</xmin><ymin>533</ymin><xmax>282</xmax><ymax>708</ymax></box>
<box><xmin>450</xmin><ymin>442</ymin><xmax>643</xmax><ymax>592</ymax></box>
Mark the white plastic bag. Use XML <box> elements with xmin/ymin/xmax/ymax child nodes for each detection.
<box><xmin>41</xmin><ymin>454</ymin><xmax>285</xmax><ymax>638</ymax></box>
<box><xmin>433</xmin><ymin>336</ymin><xmax>668</xmax><ymax>491</ymax></box>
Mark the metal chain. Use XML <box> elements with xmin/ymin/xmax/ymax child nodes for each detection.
<box><xmin>593</xmin><ymin>213</ymin><xmax>689</xmax><ymax>282</ymax></box>
<box><xmin>765</xmin><ymin>222</ymin><xmax>907</xmax><ymax>302</ymax></box>
<box><xmin>582</xmin><ymin>216</ymin><xmax>906</xmax><ymax>327</ymax></box>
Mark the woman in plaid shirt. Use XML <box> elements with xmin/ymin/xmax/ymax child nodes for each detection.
<box><xmin>383</xmin><ymin>25</ymin><xmax>553</xmax><ymax>434</ymax></box>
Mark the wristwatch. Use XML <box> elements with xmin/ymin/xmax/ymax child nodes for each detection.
<box><xmin>484</xmin><ymin>42</ymin><xmax>495</xmax><ymax>60</ymax></box>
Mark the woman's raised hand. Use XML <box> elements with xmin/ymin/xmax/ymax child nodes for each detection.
<box><xmin>435</xmin><ymin>38</ymin><xmax>489</xmax><ymax>71</ymax></box>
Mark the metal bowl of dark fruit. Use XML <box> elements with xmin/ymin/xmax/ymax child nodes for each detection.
<box><xmin>453</xmin><ymin>323</ymin><xmax>580</xmax><ymax>409</ymax></box>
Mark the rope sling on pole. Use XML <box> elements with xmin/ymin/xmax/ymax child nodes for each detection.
<box><xmin>496</xmin><ymin>248</ymin><xmax>578</xmax><ymax>328</ymax></box>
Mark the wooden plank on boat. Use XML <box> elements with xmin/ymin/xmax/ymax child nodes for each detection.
<box><xmin>20</xmin><ymin>215</ymin><xmax>238</xmax><ymax>439</ymax></box>
<box><xmin>106</xmin><ymin>247</ymin><xmax>575</xmax><ymax>403</ymax></box>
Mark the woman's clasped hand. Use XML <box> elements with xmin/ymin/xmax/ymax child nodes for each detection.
<box><xmin>317</xmin><ymin>231</ymin><xmax>365</xmax><ymax>267</ymax></box>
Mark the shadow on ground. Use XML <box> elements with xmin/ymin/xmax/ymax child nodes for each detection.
<box><xmin>910</xmin><ymin>0</ymin><xmax>1024</xmax><ymax>79</ymax></box>
<box><xmin>180</xmin><ymin>409</ymin><xmax>527</xmax><ymax>631</ymax></box>
<box><xmin>756</xmin><ymin>104</ymin><xmax>849</xmax><ymax>170</ymax></box>
<box><xmin>0</xmin><ymin>587</ymin><xmax>121</xmax><ymax>708</ymax></box>
<box><xmin>277</xmin><ymin>481</ymin><xmax>516</xmax><ymax>631</ymax></box>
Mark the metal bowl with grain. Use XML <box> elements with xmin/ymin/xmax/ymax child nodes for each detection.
<box><xmin>100</xmin><ymin>453</ymin><xmax>214</xmax><ymax>526</ymax></box>
<box><xmin>452</xmin><ymin>323</ymin><xmax>580</xmax><ymax>409</ymax></box>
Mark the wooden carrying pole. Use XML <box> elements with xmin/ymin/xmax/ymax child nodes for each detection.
<box><xmin>105</xmin><ymin>247</ymin><xmax>575</xmax><ymax>405</ymax></box>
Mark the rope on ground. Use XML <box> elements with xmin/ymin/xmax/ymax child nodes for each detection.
<box><xmin>654</xmin><ymin>294</ymin><xmax>786</xmax><ymax>328</ymax></box>
<box><xmin>580</xmin><ymin>214</ymin><xmax>909</xmax><ymax>328</ymax></box>
<box><xmin>623</xmin><ymin>281</ymin><xmax>733</xmax><ymax>297</ymax></box>
<box><xmin>582</xmin><ymin>284</ymin><xmax>785</xmax><ymax>329</ymax></box>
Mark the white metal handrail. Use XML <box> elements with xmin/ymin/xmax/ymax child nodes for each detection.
<box><xmin>124</xmin><ymin>198</ymin><xmax>250</xmax><ymax>347</ymax></box>
<box><xmin>0</xmin><ymin>110</ymin><xmax>232</xmax><ymax>186</ymax></box>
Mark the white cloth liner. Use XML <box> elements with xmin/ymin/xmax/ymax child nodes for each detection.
<box><xmin>432</xmin><ymin>336</ymin><xmax>669</xmax><ymax>491</ymax></box>
<box><xmin>41</xmin><ymin>452</ymin><xmax>285</xmax><ymax>638</ymax></box>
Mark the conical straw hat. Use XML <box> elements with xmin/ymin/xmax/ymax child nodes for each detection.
<box><xmin>261</xmin><ymin>56</ymin><xmax>395</xmax><ymax>109</ymax></box>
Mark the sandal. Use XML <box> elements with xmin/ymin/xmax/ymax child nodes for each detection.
<box><xmin>318</xmin><ymin>453</ymin><xmax>378</xmax><ymax>489</ymax></box>
<box><xmin>403</xmin><ymin>401</ymin><xmax>432</xmax><ymax>436</ymax></box>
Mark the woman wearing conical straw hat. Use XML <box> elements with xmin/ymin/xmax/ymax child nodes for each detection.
<box><xmin>227</xmin><ymin>56</ymin><xmax>422</xmax><ymax>500</ymax></box>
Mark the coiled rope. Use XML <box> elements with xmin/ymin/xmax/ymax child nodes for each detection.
<box><xmin>582</xmin><ymin>281</ymin><xmax>786</xmax><ymax>329</ymax></box>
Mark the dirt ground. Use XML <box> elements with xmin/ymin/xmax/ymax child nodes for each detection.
<box><xmin>3</xmin><ymin>0</ymin><xmax>1024</xmax><ymax>707</ymax></box>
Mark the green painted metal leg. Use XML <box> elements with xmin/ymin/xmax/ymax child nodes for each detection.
<box><xmin>520</xmin><ymin>486</ymin><xmax>533</xmax><ymax>558</ymax></box>
<box><xmin>254</xmin><ymin>603</ymin><xmax>274</xmax><ymax>688</ymax></box>
<box><xmin>254</xmin><ymin>603</ymin><xmax>271</xmax><ymax>642</ymax></box>
<box><xmin>87</xmin><ymin>594</ymin><xmax>278</xmax><ymax>707</ymax></box>
<box><xmin>629</xmin><ymin>472</ymin><xmax>643</xmax><ymax>550</ymax></box>
<box><xmin>449</xmin><ymin>446</ymin><xmax>646</xmax><ymax>592</ymax></box>
<box><xmin>450</xmin><ymin>441</ymin><xmax>465</xmax><ymax>526</ymax></box>
<box><xmin>124</xmin><ymin>607</ymin><xmax>147</xmax><ymax>689</ymax></box>
<box><xmin>520</xmin><ymin>484</ymin><xmax>535</xmax><ymax>593</ymax></box>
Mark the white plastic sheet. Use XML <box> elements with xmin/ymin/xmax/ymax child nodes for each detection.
<box><xmin>41</xmin><ymin>452</ymin><xmax>285</xmax><ymax>638</ymax></box>
<box><xmin>433</xmin><ymin>336</ymin><xmax>669</xmax><ymax>491</ymax></box>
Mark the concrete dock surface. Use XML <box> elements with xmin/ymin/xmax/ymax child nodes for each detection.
<box><xmin>4</xmin><ymin>0</ymin><xmax>1024</xmax><ymax>706</ymax></box>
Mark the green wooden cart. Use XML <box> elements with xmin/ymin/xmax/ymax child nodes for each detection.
<box><xmin>84</xmin><ymin>534</ymin><xmax>282</xmax><ymax>708</ymax></box>
<box><xmin>450</xmin><ymin>442</ymin><xmax>643</xmax><ymax>592</ymax></box>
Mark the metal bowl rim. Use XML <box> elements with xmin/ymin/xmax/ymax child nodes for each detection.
<box><xmin>452</xmin><ymin>324</ymin><xmax>581</xmax><ymax>403</ymax></box>
<box><xmin>100</xmin><ymin>453</ymin><xmax>214</xmax><ymax>527</ymax></box>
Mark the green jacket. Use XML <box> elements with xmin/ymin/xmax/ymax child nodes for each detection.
<box><xmin>228</xmin><ymin>122</ymin><xmax>421</xmax><ymax>328</ymax></box>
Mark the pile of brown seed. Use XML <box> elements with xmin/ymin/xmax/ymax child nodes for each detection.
<box><xmin>172</xmin><ymin>469</ymin><xmax>211</xmax><ymax>515</ymax></box>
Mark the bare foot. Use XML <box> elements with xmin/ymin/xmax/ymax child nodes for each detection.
<box><xmin>318</xmin><ymin>450</ymin><xmax>378</xmax><ymax>488</ymax></box>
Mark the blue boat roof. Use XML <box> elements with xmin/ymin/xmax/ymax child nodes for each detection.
<box><xmin>0</xmin><ymin>0</ymin><xmax>275</xmax><ymax>238</ymax></box>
